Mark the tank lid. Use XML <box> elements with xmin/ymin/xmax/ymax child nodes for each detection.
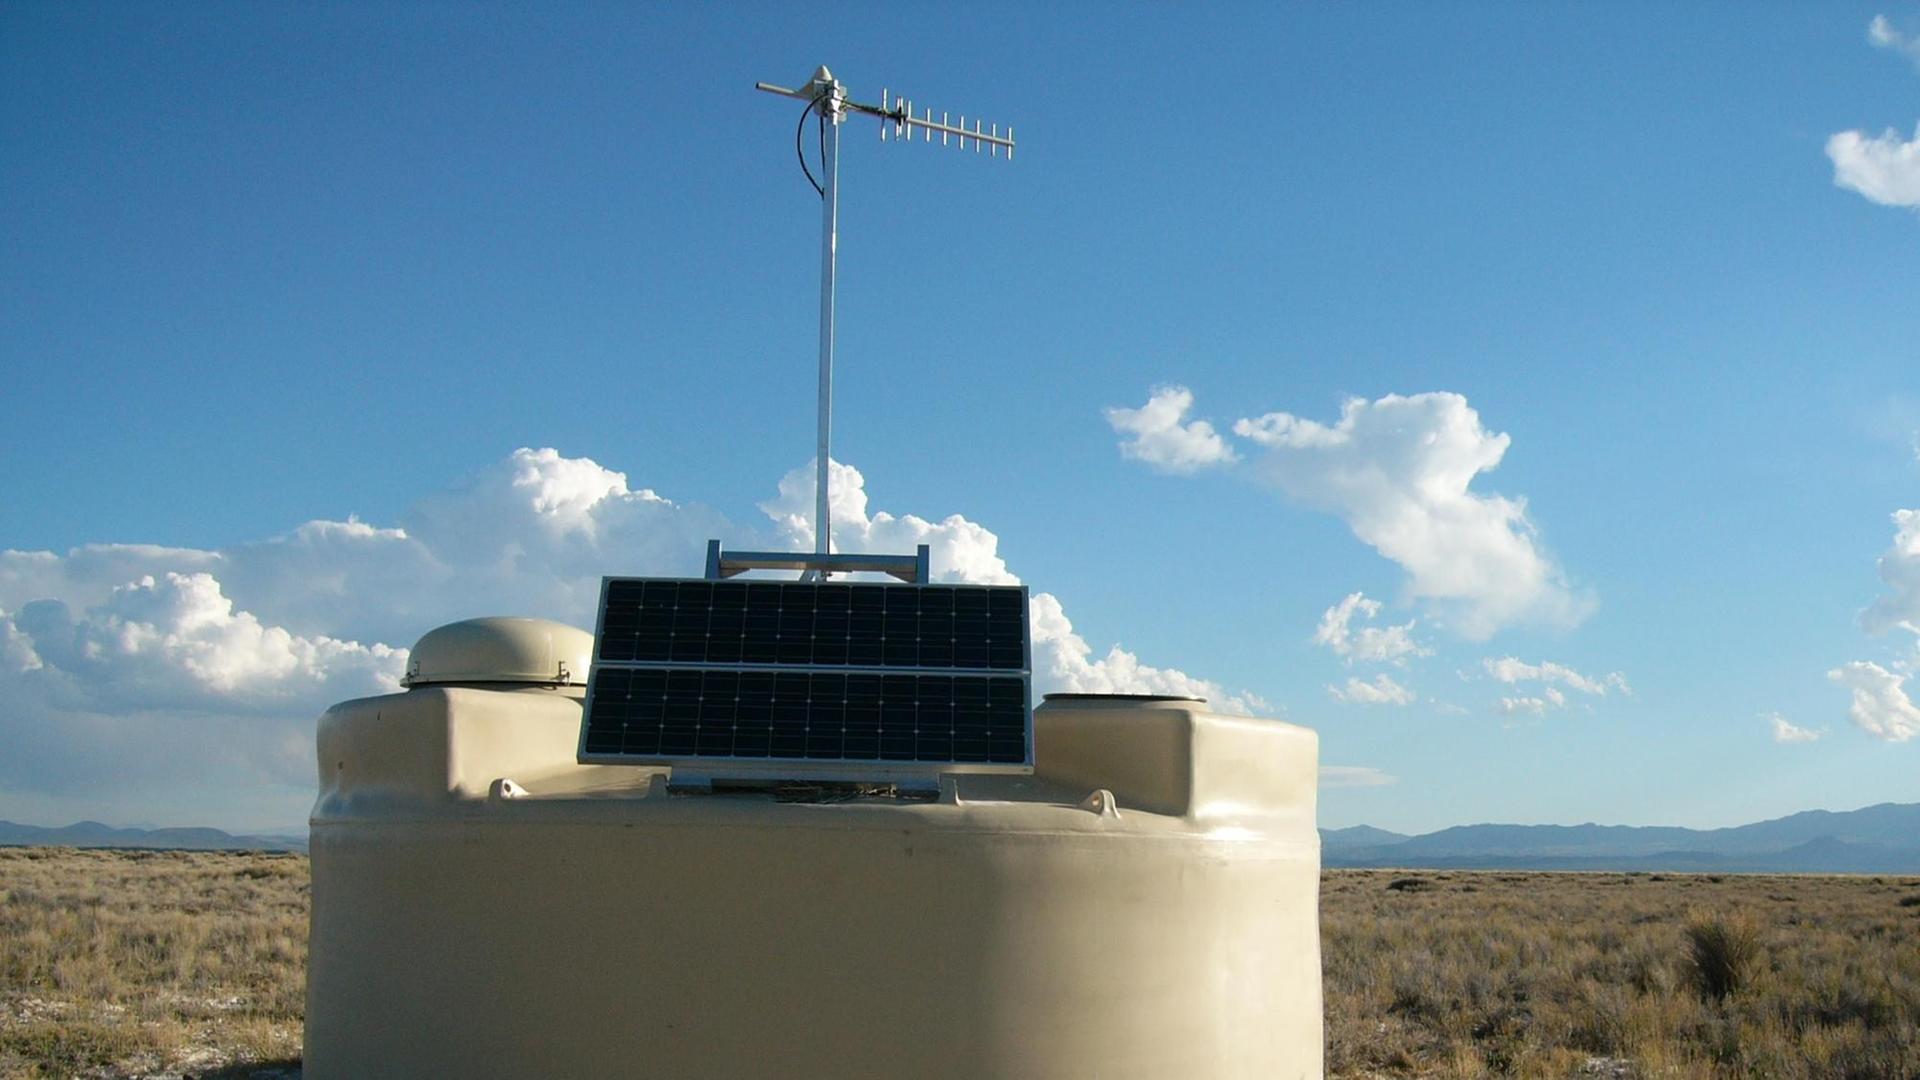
<box><xmin>402</xmin><ymin>616</ymin><xmax>592</xmax><ymax>687</ymax></box>
<box><xmin>1041</xmin><ymin>692</ymin><xmax>1206</xmax><ymax>703</ymax></box>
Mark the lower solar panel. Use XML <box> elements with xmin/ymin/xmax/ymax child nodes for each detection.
<box><xmin>581</xmin><ymin>667</ymin><xmax>1029</xmax><ymax>766</ymax></box>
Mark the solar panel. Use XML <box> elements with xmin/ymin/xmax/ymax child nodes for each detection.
<box><xmin>579</xmin><ymin>577</ymin><xmax>1032</xmax><ymax>777</ymax></box>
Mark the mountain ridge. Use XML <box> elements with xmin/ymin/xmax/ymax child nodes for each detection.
<box><xmin>0</xmin><ymin>819</ymin><xmax>307</xmax><ymax>853</ymax></box>
<box><xmin>1321</xmin><ymin>802</ymin><xmax>1920</xmax><ymax>873</ymax></box>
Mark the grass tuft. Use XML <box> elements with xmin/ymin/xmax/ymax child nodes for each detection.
<box><xmin>1683</xmin><ymin>909</ymin><xmax>1762</xmax><ymax>1002</ymax></box>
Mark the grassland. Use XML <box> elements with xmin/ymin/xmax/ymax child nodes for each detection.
<box><xmin>1</xmin><ymin>851</ymin><xmax>1916</xmax><ymax>1078</ymax></box>
<box><xmin>1323</xmin><ymin>869</ymin><xmax>1920</xmax><ymax>1078</ymax></box>
<box><xmin>0</xmin><ymin>848</ymin><xmax>302</xmax><ymax>1079</ymax></box>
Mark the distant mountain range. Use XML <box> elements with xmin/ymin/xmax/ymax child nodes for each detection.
<box><xmin>1322</xmin><ymin>802</ymin><xmax>1920</xmax><ymax>873</ymax></box>
<box><xmin>4</xmin><ymin>802</ymin><xmax>1916</xmax><ymax>871</ymax></box>
<box><xmin>0</xmin><ymin>820</ymin><xmax>306</xmax><ymax>853</ymax></box>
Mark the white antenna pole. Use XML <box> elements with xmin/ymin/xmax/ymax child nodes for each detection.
<box><xmin>756</xmin><ymin>67</ymin><xmax>1015</xmax><ymax>578</ymax></box>
<box><xmin>814</xmin><ymin>76</ymin><xmax>843</xmax><ymax>569</ymax></box>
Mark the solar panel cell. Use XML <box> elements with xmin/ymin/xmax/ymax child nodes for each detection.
<box><xmin>581</xmin><ymin>576</ymin><xmax>1032</xmax><ymax>773</ymax></box>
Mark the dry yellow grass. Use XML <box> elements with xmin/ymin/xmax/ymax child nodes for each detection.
<box><xmin>1323</xmin><ymin>869</ymin><xmax>1920</xmax><ymax>1078</ymax></box>
<box><xmin>0</xmin><ymin>847</ymin><xmax>303</xmax><ymax>1079</ymax></box>
<box><xmin>3</xmin><ymin>850</ymin><xmax>1917</xmax><ymax>1077</ymax></box>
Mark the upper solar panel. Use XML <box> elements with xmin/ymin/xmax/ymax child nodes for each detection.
<box><xmin>596</xmin><ymin>580</ymin><xmax>1027</xmax><ymax>670</ymax></box>
<box><xmin>580</xmin><ymin>577</ymin><xmax>1032</xmax><ymax>777</ymax></box>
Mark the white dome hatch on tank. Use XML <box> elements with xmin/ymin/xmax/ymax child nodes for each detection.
<box><xmin>400</xmin><ymin>616</ymin><xmax>592</xmax><ymax>688</ymax></box>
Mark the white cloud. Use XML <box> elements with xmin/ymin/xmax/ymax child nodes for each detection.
<box><xmin>1827</xmin><ymin>660</ymin><xmax>1920</xmax><ymax>742</ymax></box>
<box><xmin>1767</xmin><ymin>713</ymin><xmax>1822</xmax><ymax>744</ymax></box>
<box><xmin>1314</xmin><ymin>592</ymin><xmax>1430</xmax><ymax>665</ymax></box>
<box><xmin>0</xmin><ymin>573</ymin><xmax>408</xmax><ymax>830</ymax></box>
<box><xmin>2</xmin><ymin>447</ymin><xmax>1268</xmax><ymax>826</ymax></box>
<box><xmin>1</xmin><ymin>611</ymin><xmax>45</xmax><ymax>673</ymax></box>
<box><xmin>759</xmin><ymin>460</ymin><xmax>1018</xmax><ymax>584</ymax></box>
<box><xmin>1862</xmin><ymin>508</ymin><xmax>1920</xmax><ymax>635</ymax></box>
<box><xmin>1327</xmin><ymin>673</ymin><xmax>1415</xmax><ymax>706</ymax></box>
<box><xmin>1029</xmin><ymin>593</ymin><xmax>1267</xmax><ymax>715</ymax></box>
<box><xmin>1104</xmin><ymin>386</ymin><xmax>1238</xmax><ymax>474</ymax></box>
<box><xmin>1870</xmin><ymin>14</ymin><xmax>1920</xmax><ymax>68</ymax></box>
<box><xmin>1233</xmin><ymin>393</ymin><xmax>1590</xmax><ymax>638</ymax></box>
<box><xmin>399</xmin><ymin>447</ymin><xmax>725</xmax><ymax>628</ymax></box>
<box><xmin>1</xmin><ymin>544</ymin><xmax>221</xmax><ymax>615</ymax></box>
<box><xmin>5</xmin><ymin>449</ymin><xmax>733</xmax><ymax>653</ymax></box>
<box><xmin>3</xmin><ymin>573</ymin><xmax>403</xmax><ymax>711</ymax></box>
<box><xmin>0</xmin><ymin>446</ymin><xmax>730</xmax><ymax>828</ymax></box>
<box><xmin>1827</xmin><ymin>125</ymin><xmax>1920</xmax><ymax>209</ymax></box>
<box><xmin>1827</xmin><ymin>17</ymin><xmax>1920</xmax><ymax>208</ymax></box>
<box><xmin>1319</xmin><ymin>765</ymin><xmax>1397</xmax><ymax>789</ymax></box>
<box><xmin>1497</xmin><ymin>696</ymin><xmax>1551</xmax><ymax>716</ymax></box>
<box><xmin>1481</xmin><ymin>656</ymin><xmax>1627</xmax><ymax>696</ymax></box>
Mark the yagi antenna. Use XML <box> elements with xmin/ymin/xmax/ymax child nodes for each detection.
<box><xmin>755</xmin><ymin>66</ymin><xmax>1016</xmax><ymax>580</ymax></box>
<box><xmin>873</xmin><ymin>89</ymin><xmax>1015</xmax><ymax>159</ymax></box>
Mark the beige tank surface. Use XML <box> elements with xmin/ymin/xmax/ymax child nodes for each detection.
<box><xmin>307</xmin><ymin>619</ymin><xmax>1323</xmax><ymax>1079</ymax></box>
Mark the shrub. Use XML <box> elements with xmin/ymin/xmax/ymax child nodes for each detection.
<box><xmin>1684</xmin><ymin>909</ymin><xmax>1762</xmax><ymax>1002</ymax></box>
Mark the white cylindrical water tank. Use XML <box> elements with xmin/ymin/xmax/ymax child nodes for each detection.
<box><xmin>306</xmin><ymin>624</ymin><xmax>1322</xmax><ymax>1079</ymax></box>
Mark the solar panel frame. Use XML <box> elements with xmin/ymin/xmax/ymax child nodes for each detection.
<box><xmin>578</xmin><ymin>575</ymin><xmax>1034</xmax><ymax>780</ymax></box>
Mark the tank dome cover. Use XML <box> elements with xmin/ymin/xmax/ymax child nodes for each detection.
<box><xmin>403</xmin><ymin>617</ymin><xmax>592</xmax><ymax>687</ymax></box>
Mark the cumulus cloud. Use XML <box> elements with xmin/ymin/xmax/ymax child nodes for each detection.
<box><xmin>1327</xmin><ymin>673</ymin><xmax>1415</xmax><ymax>706</ymax></box>
<box><xmin>3</xmin><ymin>447</ymin><xmax>1265</xmax><ymax>827</ymax></box>
<box><xmin>759</xmin><ymin>460</ymin><xmax>1017</xmax><ymax>584</ymax></box>
<box><xmin>0</xmin><ymin>574</ymin><xmax>406</xmax><ymax>828</ymax></box>
<box><xmin>398</xmin><ymin>447</ymin><xmax>725</xmax><ymax>628</ymax></box>
<box><xmin>1</xmin><ymin>544</ymin><xmax>222</xmax><ymax>615</ymax></box>
<box><xmin>1768</xmin><ymin>713</ymin><xmax>1822</xmax><ymax>744</ymax></box>
<box><xmin>1104</xmin><ymin>386</ymin><xmax>1238</xmax><ymax>474</ymax></box>
<box><xmin>2</xmin><ymin>449</ymin><xmax>731</xmax><ymax>648</ymax></box>
<box><xmin>1482</xmin><ymin>656</ymin><xmax>1628</xmax><ymax>696</ymax></box>
<box><xmin>1862</xmin><ymin>509</ymin><xmax>1920</xmax><ymax>635</ymax></box>
<box><xmin>0</xmin><ymin>445</ymin><xmax>728</xmax><ymax>829</ymax></box>
<box><xmin>7</xmin><ymin>572</ymin><xmax>403</xmax><ymax>707</ymax></box>
<box><xmin>1029</xmin><ymin>593</ymin><xmax>1266</xmax><ymax>715</ymax></box>
<box><xmin>1870</xmin><ymin>14</ymin><xmax>1920</xmax><ymax>68</ymax></box>
<box><xmin>1233</xmin><ymin>393</ymin><xmax>1590</xmax><ymax>638</ymax></box>
<box><xmin>1319</xmin><ymin>765</ymin><xmax>1397</xmax><ymax>788</ymax></box>
<box><xmin>1827</xmin><ymin>660</ymin><xmax>1920</xmax><ymax>742</ymax></box>
<box><xmin>1827</xmin><ymin>125</ymin><xmax>1920</xmax><ymax>209</ymax></box>
<box><xmin>1314</xmin><ymin>592</ymin><xmax>1430</xmax><ymax>665</ymax></box>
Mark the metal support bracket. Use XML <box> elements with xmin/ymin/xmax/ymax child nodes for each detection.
<box><xmin>704</xmin><ymin>539</ymin><xmax>930</xmax><ymax>583</ymax></box>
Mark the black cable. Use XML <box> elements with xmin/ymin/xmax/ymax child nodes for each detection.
<box><xmin>796</xmin><ymin>96</ymin><xmax>825</xmax><ymax>197</ymax></box>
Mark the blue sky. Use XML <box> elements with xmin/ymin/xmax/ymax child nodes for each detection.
<box><xmin>3</xmin><ymin>3</ymin><xmax>1917</xmax><ymax>833</ymax></box>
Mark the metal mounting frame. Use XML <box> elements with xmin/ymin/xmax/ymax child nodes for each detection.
<box><xmin>704</xmin><ymin>539</ymin><xmax>930</xmax><ymax>583</ymax></box>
